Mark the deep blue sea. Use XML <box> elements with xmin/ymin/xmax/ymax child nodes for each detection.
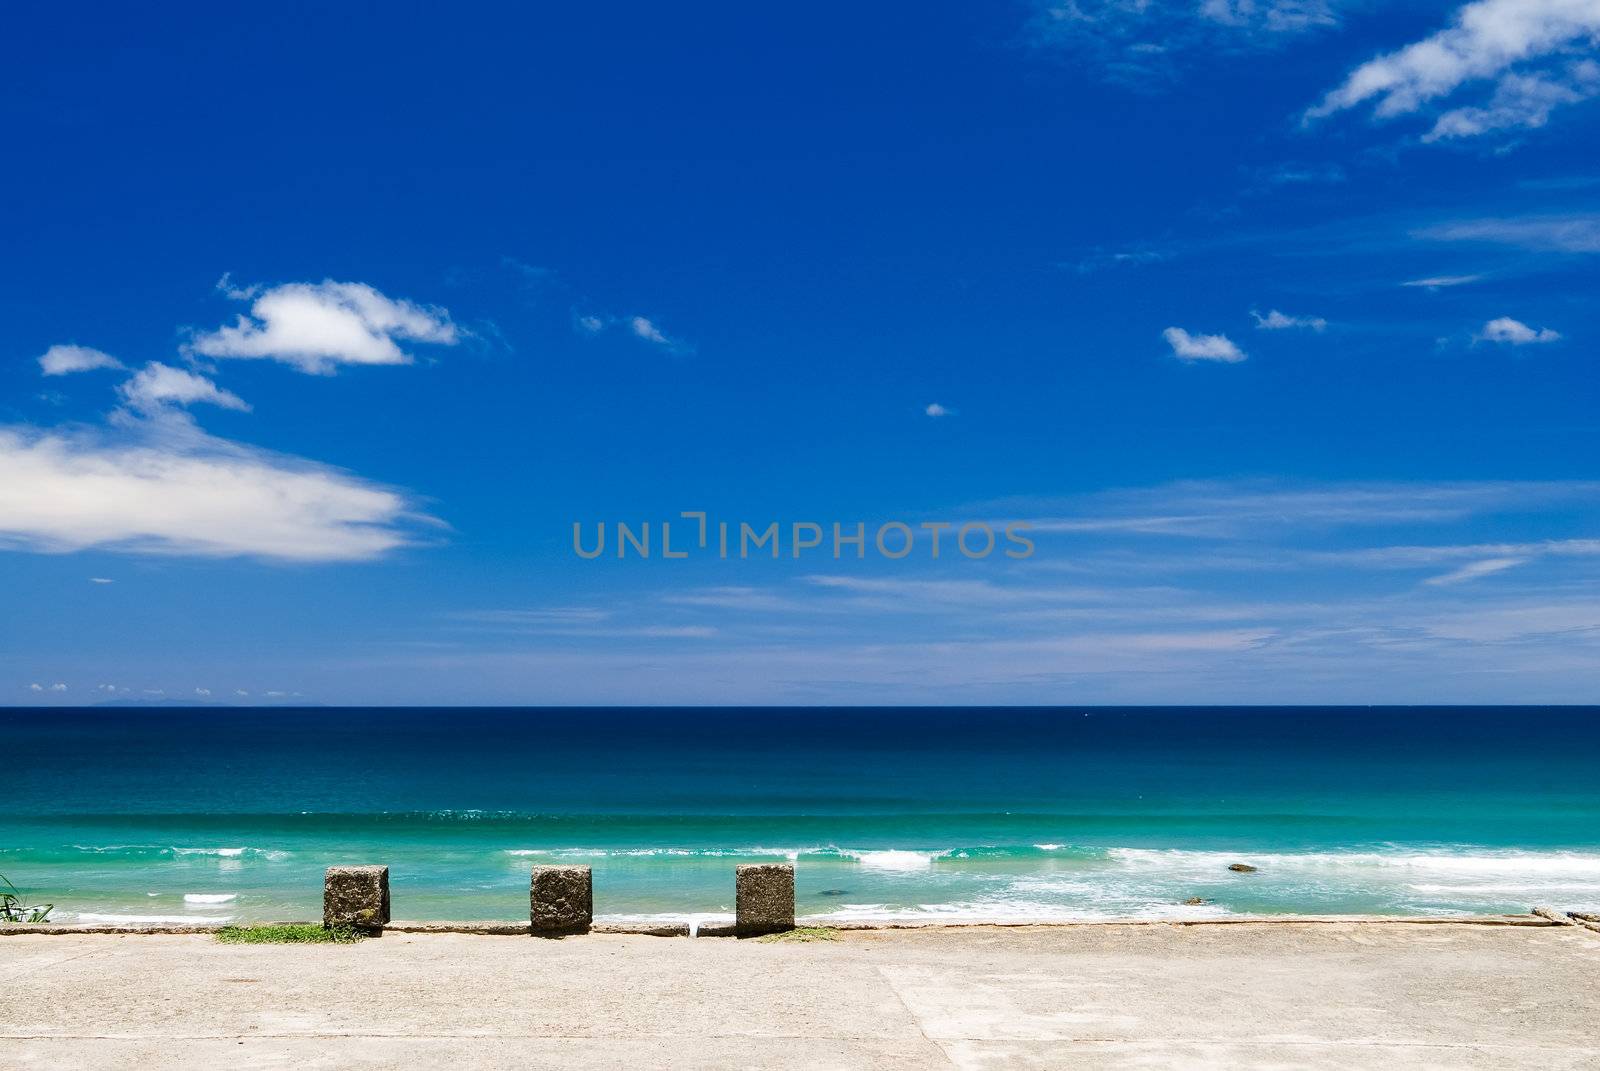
<box><xmin>4</xmin><ymin>707</ymin><xmax>1598</xmax><ymax>925</ymax></box>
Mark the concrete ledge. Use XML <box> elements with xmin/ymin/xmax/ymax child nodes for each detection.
<box><xmin>0</xmin><ymin>913</ymin><xmax>1561</xmax><ymax>937</ymax></box>
<box><xmin>387</xmin><ymin>922</ymin><xmax>532</xmax><ymax>935</ymax></box>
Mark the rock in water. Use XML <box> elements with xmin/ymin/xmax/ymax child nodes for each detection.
<box><xmin>1184</xmin><ymin>897</ymin><xmax>1209</xmax><ymax>905</ymax></box>
<box><xmin>1227</xmin><ymin>863</ymin><xmax>1258</xmax><ymax>873</ymax></box>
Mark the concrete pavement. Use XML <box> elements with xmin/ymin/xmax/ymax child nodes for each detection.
<box><xmin>2</xmin><ymin>922</ymin><xmax>1597</xmax><ymax>1069</ymax></box>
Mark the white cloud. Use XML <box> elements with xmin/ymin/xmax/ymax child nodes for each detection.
<box><xmin>190</xmin><ymin>280</ymin><xmax>458</xmax><ymax>374</ymax></box>
<box><xmin>1199</xmin><ymin>0</ymin><xmax>1337</xmax><ymax>32</ymax></box>
<box><xmin>39</xmin><ymin>344</ymin><xmax>125</xmax><ymax>376</ymax></box>
<box><xmin>195</xmin><ymin>687</ymin><xmax>212</xmax><ymax>697</ymax></box>
<box><xmin>1478</xmin><ymin>316</ymin><xmax>1562</xmax><ymax>343</ymax></box>
<box><xmin>1003</xmin><ymin>478</ymin><xmax>1600</xmax><ymax>538</ymax></box>
<box><xmin>50</xmin><ymin>683</ymin><xmax>67</xmax><ymax>692</ymax></box>
<box><xmin>1163</xmin><ymin>327</ymin><xmax>1246</xmax><ymax>362</ymax></box>
<box><xmin>0</xmin><ymin>424</ymin><xmax>430</xmax><ymax>561</ymax></box>
<box><xmin>1427</xmin><ymin>61</ymin><xmax>1600</xmax><ymax>140</ymax></box>
<box><xmin>630</xmin><ymin>316</ymin><xmax>669</xmax><ymax>344</ymax></box>
<box><xmin>90</xmin><ymin>577</ymin><xmax>114</xmax><ymax>583</ymax></box>
<box><xmin>28</xmin><ymin>683</ymin><xmax>42</xmax><ymax>692</ymax></box>
<box><xmin>1031</xmin><ymin>1</ymin><xmax>1342</xmax><ymax>81</ymax></box>
<box><xmin>576</xmin><ymin>315</ymin><xmax>606</xmax><ymax>334</ymax></box>
<box><xmin>1402</xmin><ymin>274</ymin><xmax>1483</xmax><ymax>288</ymax></box>
<box><xmin>1252</xmin><ymin>309</ymin><xmax>1327</xmax><ymax>331</ymax></box>
<box><xmin>925</xmin><ymin>402</ymin><xmax>951</xmax><ymax>417</ymax></box>
<box><xmin>626</xmin><ymin>316</ymin><xmax>693</xmax><ymax>354</ymax></box>
<box><xmin>1072</xmin><ymin>246</ymin><xmax>1170</xmax><ymax>273</ymax></box>
<box><xmin>1418</xmin><ymin>214</ymin><xmax>1600</xmax><ymax>253</ymax></box>
<box><xmin>1424</xmin><ymin>556</ymin><xmax>1529</xmax><ymax>585</ymax></box>
<box><xmin>118</xmin><ymin>363</ymin><xmax>250</xmax><ymax>413</ymax></box>
<box><xmin>1308</xmin><ymin>0</ymin><xmax>1600</xmax><ymax>139</ymax></box>
<box><xmin>1247</xmin><ymin>162</ymin><xmax>1347</xmax><ymax>189</ymax></box>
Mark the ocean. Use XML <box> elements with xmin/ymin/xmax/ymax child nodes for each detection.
<box><xmin>4</xmin><ymin>707</ymin><xmax>1598</xmax><ymax>926</ymax></box>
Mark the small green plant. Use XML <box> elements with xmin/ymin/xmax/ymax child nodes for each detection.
<box><xmin>757</xmin><ymin>926</ymin><xmax>837</xmax><ymax>943</ymax></box>
<box><xmin>216</xmin><ymin>924</ymin><xmax>366</xmax><ymax>944</ymax></box>
<box><xmin>0</xmin><ymin>873</ymin><xmax>53</xmax><ymax>923</ymax></box>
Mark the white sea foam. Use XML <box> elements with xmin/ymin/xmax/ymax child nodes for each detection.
<box><xmin>798</xmin><ymin>899</ymin><xmax>1233</xmax><ymax>925</ymax></box>
<box><xmin>183</xmin><ymin>893</ymin><xmax>236</xmax><ymax>904</ymax></box>
<box><xmin>172</xmin><ymin>847</ymin><xmax>247</xmax><ymax>857</ymax></box>
<box><xmin>506</xmin><ymin>846</ymin><xmax>802</xmax><ymax>860</ymax></box>
<box><xmin>1106</xmin><ymin>848</ymin><xmax>1600</xmax><ymax>877</ymax></box>
<box><xmin>597</xmin><ymin>911</ymin><xmax>735</xmax><ymax>934</ymax></box>
<box><xmin>839</xmin><ymin>849</ymin><xmax>940</xmax><ymax>871</ymax></box>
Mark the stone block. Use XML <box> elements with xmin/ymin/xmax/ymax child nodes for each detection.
<box><xmin>736</xmin><ymin>863</ymin><xmax>794</xmax><ymax>935</ymax></box>
<box><xmin>323</xmin><ymin>865</ymin><xmax>390</xmax><ymax>931</ymax></box>
<box><xmin>530</xmin><ymin>865</ymin><xmax>593</xmax><ymax>934</ymax></box>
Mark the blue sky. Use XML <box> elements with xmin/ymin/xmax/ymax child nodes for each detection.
<box><xmin>3</xmin><ymin>1</ymin><xmax>1599</xmax><ymax>704</ymax></box>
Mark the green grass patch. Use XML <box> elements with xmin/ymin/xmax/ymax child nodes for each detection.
<box><xmin>215</xmin><ymin>924</ymin><xmax>367</xmax><ymax>944</ymax></box>
<box><xmin>757</xmin><ymin>926</ymin><xmax>838</xmax><ymax>943</ymax></box>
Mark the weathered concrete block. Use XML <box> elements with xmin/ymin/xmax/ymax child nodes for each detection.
<box><xmin>323</xmin><ymin>865</ymin><xmax>390</xmax><ymax>931</ymax></box>
<box><xmin>736</xmin><ymin>863</ymin><xmax>794</xmax><ymax>935</ymax></box>
<box><xmin>530</xmin><ymin>865</ymin><xmax>592</xmax><ymax>934</ymax></box>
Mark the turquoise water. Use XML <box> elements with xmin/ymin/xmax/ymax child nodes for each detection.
<box><xmin>4</xmin><ymin>707</ymin><xmax>1598</xmax><ymax>924</ymax></box>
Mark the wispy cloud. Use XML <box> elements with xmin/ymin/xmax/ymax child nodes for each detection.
<box><xmin>1427</xmin><ymin>62</ymin><xmax>1600</xmax><ymax>141</ymax></box>
<box><xmin>1423</xmin><ymin>556</ymin><xmax>1529</xmax><ymax>585</ymax></box>
<box><xmin>1477</xmin><ymin>316</ymin><xmax>1561</xmax><ymax>344</ymax></box>
<box><xmin>1069</xmin><ymin>246</ymin><xmax>1170</xmax><ymax>273</ymax></box>
<box><xmin>1401</xmin><ymin>274</ymin><xmax>1483</xmax><ymax>289</ymax></box>
<box><xmin>39</xmin><ymin>344</ymin><xmax>125</xmax><ymax>376</ymax></box>
<box><xmin>374</xmin><ymin>478</ymin><xmax>1600</xmax><ymax>703</ymax></box>
<box><xmin>451</xmin><ymin>607</ymin><xmax>613</xmax><ymax>627</ymax></box>
<box><xmin>999</xmin><ymin>479</ymin><xmax>1600</xmax><ymax>538</ymax></box>
<box><xmin>190</xmin><ymin>279</ymin><xmax>459</xmax><ymax>374</ymax></box>
<box><xmin>626</xmin><ymin>315</ymin><xmax>692</xmax><ymax>353</ymax></box>
<box><xmin>1198</xmin><ymin>0</ymin><xmax>1338</xmax><ymax>33</ymax></box>
<box><xmin>448</xmin><ymin>606</ymin><xmax>714</xmax><ymax>639</ymax></box>
<box><xmin>118</xmin><ymin>363</ymin><xmax>251</xmax><ymax>413</ymax></box>
<box><xmin>1163</xmin><ymin>327</ymin><xmax>1246</xmax><ymax>362</ymax></box>
<box><xmin>1417</xmin><ymin>215</ymin><xmax>1600</xmax><ymax>252</ymax></box>
<box><xmin>1308</xmin><ymin>0</ymin><xmax>1600</xmax><ymax>142</ymax></box>
<box><xmin>925</xmin><ymin>402</ymin><xmax>951</xmax><ymax>418</ymax></box>
<box><xmin>630</xmin><ymin>316</ymin><xmax>669</xmax><ymax>344</ymax></box>
<box><xmin>1029</xmin><ymin>1</ymin><xmax>1343</xmax><ymax>83</ymax></box>
<box><xmin>1305</xmin><ymin>538</ymin><xmax>1600</xmax><ymax>569</ymax></box>
<box><xmin>663</xmin><ymin>586</ymin><xmax>819</xmax><ymax>613</ymax></box>
<box><xmin>1252</xmin><ymin>309</ymin><xmax>1327</xmax><ymax>331</ymax></box>
<box><xmin>803</xmin><ymin>574</ymin><xmax>1126</xmax><ymax>608</ymax></box>
<box><xmin>1247</xmin><ymin>162</ymin><xmax>1348</xmax><ymax>189</ymax></box>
